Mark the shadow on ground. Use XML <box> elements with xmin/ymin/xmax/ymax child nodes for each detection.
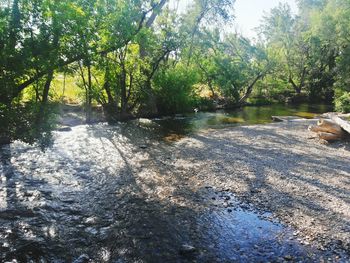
<box><xmin>0</xmin><ymin>120</ymin><xmax>348</xmax><ymax>262</ymax></box>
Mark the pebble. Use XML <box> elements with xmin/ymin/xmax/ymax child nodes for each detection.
<box><xmin>179</xmin><ymin>244</ymin><xmax>196</xmax><ymax>255</ymax></box>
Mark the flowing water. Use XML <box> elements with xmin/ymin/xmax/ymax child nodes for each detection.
<box><xmin>0</xmin><ymin>103</ymin><xmax>343</xmax><ymax>262</ymax></box>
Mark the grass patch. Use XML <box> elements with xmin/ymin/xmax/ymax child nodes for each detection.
<box><xmin>51</xmin><ymin>74</ymin><xmax>82</xmax><ymax>104</ymax></box>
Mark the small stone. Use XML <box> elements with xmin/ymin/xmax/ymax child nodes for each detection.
<box><xmin>58</xmin><ymin>126</ymin><xmax>72</xmax><ymax>132</ymax></box>
<box><xmin>179</xmin><ymin>244</ymin><xmax>196</xmax><ymax>255</ymax></box>
<box><xmin>85</xmin><ymin>227</ymin><xmax>98</xmax><ymax>235</ymax></box>
<box><xmin>284</xmin><ymin>255</ymin><xmax>293</xmax><ymax>261</ymax></box>
<box><xmin>84</xmin><ymin>216</ymin><xmax>98</xmax><ymax>225</ymax></box>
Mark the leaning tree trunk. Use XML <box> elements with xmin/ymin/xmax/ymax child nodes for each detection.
<box><xmin>138</xmin><ymin>0</ymin><xmax>167</xmax><ymax>116</ymax></box>
<box><xmin>238</xmin><ymin>73</ymin><xmax>263</xmax><ymax>105</ymax></box>
<box><xmin>42</xmin><ymin>70</ymin><xmax>54</xmax><ymax>105</ymax></box>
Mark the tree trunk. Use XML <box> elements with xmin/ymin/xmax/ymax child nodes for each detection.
<box><xmin>239</xmin><ymin>73</ymin><xmax>263</xmax><ymax>104</ymax></box>
<box><xmin>86</xmin><ymin>63</ymin><xmax>93</xmax><ymax>123</ymax></box>
<box><xmin>35</xmin><ymin>71</ymin><xmax>54</xmax><ymax>130</ymax></box>
<box><xmin>289</xmin><ymin>76</ymin><xmax>301</xmax><ymax>94</ymax></box>
<box><xmin>103</xmin><ymin>68</ymin><xmax>114</xmax><ymax>106</ymax></box>
<box><xmin>120</xmin><ymin>66</ymin><xmax>128</xmax><ymax>115</ymax></box>
<box><xmin>138</xmin><ymin>0</ymin><xmax>168</xmax><ymax>116</ymax></box>
<box><xmin>42</xmin><ymin>70</ymin><xmax>54</xmax><ymax>104</ymax></box>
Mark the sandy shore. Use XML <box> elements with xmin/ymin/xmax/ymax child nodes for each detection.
<box><xmin>169</xmin><ymin>119</ymin><xmax>350</xmax><ymax>254</ymax></box>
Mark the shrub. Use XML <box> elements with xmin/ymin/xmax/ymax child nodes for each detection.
<box><xmin>335</xmin><ymin>92</ymin><xmax>350</xmax><ymax>113</ymax></box>
<box><xmin>0</xmin><ymin>102</ymin><xmax>57</xmax><ymax>147</ymax></box>
<box><xmin>154</xmin><ymin>65</ymin><xmax>200</xmax><ymax>115</ymax></box>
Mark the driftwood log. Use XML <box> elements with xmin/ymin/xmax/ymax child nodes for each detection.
<box><xmin>308</xmin><ymin>115</ymin><xmax>350</xmax><ymax>141</ymax></box>
<box><xmin>316</xmin><ymin>119</ymin><xmax>344</xmax><ymax>135</ymax></box>
<box><xmin>328</xmin><ymin>114</ymin><xmax>350</xmax><ymax>134</ymax></box>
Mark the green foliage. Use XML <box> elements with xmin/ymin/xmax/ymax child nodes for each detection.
<box><xmin>154</xmin><ymin>65</ymin><xmax>200</xmax><ymax>114</ymax></box>
<box><xmin>0</xmin><ymin>101</ymin><xmax>57</xmax><ymax>147</ymax></box>
<box><xmin>3</xmin><ymin>0</ymin><xmax>350</xmax><ymax>145</ymax></box>
<box><xmin>335</xmin><ymin>92</ymin><xmax>350</xmax><ymax>113</ymax></box>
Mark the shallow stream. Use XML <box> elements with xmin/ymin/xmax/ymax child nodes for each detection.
<box><xmin>0</xmin><ymin>103</ymin><xmax>343</xmax><ymax>262</ymax></box>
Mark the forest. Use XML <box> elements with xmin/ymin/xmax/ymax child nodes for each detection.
<box><xmin>0</xmin><ymin>0</ymin><xmax>350</xmax><ymax>143</ymax></box>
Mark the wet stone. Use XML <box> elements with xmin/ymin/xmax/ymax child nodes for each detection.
<box><xmin>85</xmin><ymin>227</ymin><xmax>98</xmax><ymax>235</ymax></box>
<box><xmin>179</xmin><ymin>244</ymin><xmax>197</xmax><ymax>256</ymax></box>
<box><xmin>1</xmin><ymin>120</ymin><xmax>349</xmax><ymax>262</ymax></box>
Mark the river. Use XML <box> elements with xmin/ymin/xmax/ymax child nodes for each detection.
<box><xmin>1</xmin><ymin>103</ymin><xmax>345</xmax><ymax>262</ymax></box>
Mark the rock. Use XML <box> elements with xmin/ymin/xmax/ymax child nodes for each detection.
<box><xmin>284</xmin><ymin>255</ymin><xmax>293</xmax><ymax>261</ymax></box>
<box><xmin>57</xmin><ymin>126</ymin><xmax>72</xmax><ymax>132</ymax></box>
<box><xmin>85</xmin><ymin>227</ymin><xmax>98</xmax><ymax>235</ymax></box>
<box><xmin>179</xmin><ymin>244</ymin><xmax>196</xmax><ymax>256</ymax></box>
<box><xmin>84</xmin><ymin>216</ymin><xmax>98</xmax><ymax>225</ymax></box>
<box><xmin>271</xmin><ymin>116</ymin><xmax>284</xmax><ymax>122</ymax></box>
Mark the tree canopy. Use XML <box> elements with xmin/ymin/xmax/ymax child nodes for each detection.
<box><xmin>1</xmin><ymin>0</ymin><xmax>350</xmax><ymax>143</ymax></box>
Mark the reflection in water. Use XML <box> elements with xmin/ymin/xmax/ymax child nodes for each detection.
<box><xmin>149</xmin><ymin>103</ymin><xmax>333</xmax><ymax>139</ymax></box>
<box><xmin>197</xmin><ymin>190</ymin><xmax>324</xmax><ymax>262</ymax></box>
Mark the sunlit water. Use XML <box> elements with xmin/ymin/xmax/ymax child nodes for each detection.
<box><xmin>0</xmin><ymin>103</ymin><xmax>343</xmax><ymax>262</ymax></box>
<box><xmin>138</xmin><ymin>103</ymin><xmax>333</xmax><ymax>141</ymax></box>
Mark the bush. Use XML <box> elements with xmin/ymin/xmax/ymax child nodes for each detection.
<box><xmin>0</xmin><ymin>102</ymin><xmax>58</xmax><ymax>147</ymax></box>
<box><xmin>154</xmin><ymin>65</ymin><xmax>200</xmax><ymax>115</ymax></box>
<box><xmin>335</xmin><ymin>92</ymin><xmax>350</xmax><ymax>113</ymax></box>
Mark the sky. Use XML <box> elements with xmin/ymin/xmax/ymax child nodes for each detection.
<box><xmin>170</xmin><ymin>0</ymin><xmax>298</xmax><ymax>39</ymax></box>
<box><xmin>233</xmin><ymin>0</ymin><xmax>298</xmax><ymax>39</ymax></box>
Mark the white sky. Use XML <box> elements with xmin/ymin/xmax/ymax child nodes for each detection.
<box><xmin>170</xmin><ymin>0</ymin><xmax>298</xmax><ymax>39</ymax></box>
<box><xmin>234</xmin><ymin>0</ymin><xmax>298</xmax><ymax>39</ymax></box>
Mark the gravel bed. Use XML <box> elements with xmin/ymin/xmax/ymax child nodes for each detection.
<box><xmin>170</xmin><ymin>119</ymin><xmax>350</xmax><ymax>255</ymax></box>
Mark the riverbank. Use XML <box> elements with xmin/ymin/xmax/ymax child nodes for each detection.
<box><xmin>0</xmin><ymin>118</ymin><xmax>349</xmax><ymax>262</ymax></box>
<box><xmin>172</xmin><ymin>119</ymin><xmax>350</xmax><ymax>255</ymax></box>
